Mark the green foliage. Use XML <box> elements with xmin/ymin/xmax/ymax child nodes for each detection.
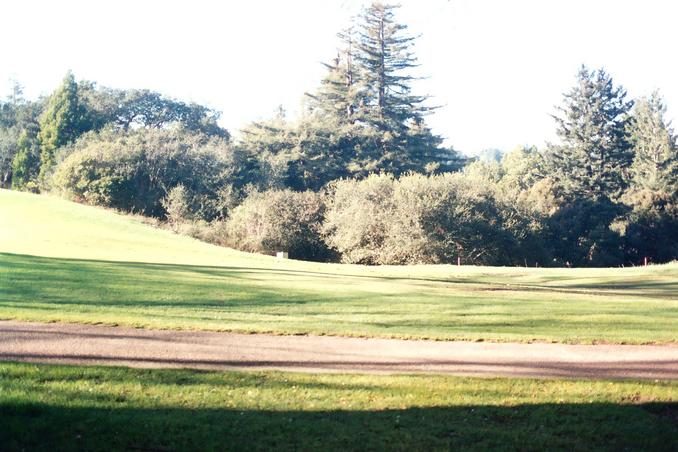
<box><xmin>0</xmin><ymin>125</ymin><xmax>19</xmax><ymax>187</ymax></box>
<box><xmin>627</xmin><ymin>91</ymin><xmax>677</xmax><ymax>194</ymax></box>
<box><xmin>161</xmin><ymin>184</ymin><xmax>191</xmax><ymax>228</ymax></box>
<box><xmin>547</xmin><ymin>198</ymin><xmax>627</xmax><ymax>267</ymax></box>
<box><xmin>547</xmin><ymin>66</ymin><xmax>633</xmax><ymax>201</ymax></box>
<box><xmin>238</xmin><ymin>112</ymin><xmax>387</xmax><ymax>191</ymax></box>
<box><xmin>323</xmin><ymin>172</ymin><xmax>542</xmax><ymax>265</ymax></box>
<box><xmin>322</xmin><ymin>173</ymin><xmax>396</xmax><ymax>264</ymax></box>
<box><xmin>306</xmin><ymin>26</ymin><xmax>363</xmax><ymax>124</ymax></box>
<box><xmin>37</xmin><ymin>72</ymin><xmax>89</xmax><ymax>185</ymax></box>
<box><xmin>10</xmin><ymin>129</ymin><xmax>40</xmax><ymax>191</ymax></box>
<box><xmin>2</xmin><ymin>188</ymin><xmax>678</xmax><ymax>343</ymax></box>
<box><xmin>498</xmin><ymin>146</ymin><xmax>545</xmax><ymax>196</ymax></box>
<box><xmin>224</xmin><ymin>189</ymin><xmax>333</xmax><ymax>261</ymax></box>
<box><xmin>621</xmin><ymin>189</ymin><xmax>678</xmax><ymax>264</ymax></box>
<box><xmin>356</xmin><ymin>3</ymin><xmax>430</xmax><ymax>126</ymax></box>
<box><xmin>0</xmin><ymin>84</ymin><xmax>43</xmax><ymax>189</ymax></box>
<box><xmin>78</xmin><ymin>83</ymin><xmax>229</xmax><ymax>138</ymax></box>
<box><xmin>270</xmin><ymin>1</ymin><xmax>463</xmax><ymax>188</ymax></box>
<box><xmin>51</xmin><ymin>128</ymin><xmax>239</xmax><ymax>220</ymax></box>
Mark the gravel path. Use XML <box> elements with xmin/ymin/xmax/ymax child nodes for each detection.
<box><xmin>1</xmin><ymin>320</ymin><xmax>676</xmax><ymax>379</ymax></box>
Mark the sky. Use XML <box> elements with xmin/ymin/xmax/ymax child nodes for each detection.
<box><xmin>1</xmin><ymin>0</ymin><xmax>676</xmax><ymax>156</ymax></box>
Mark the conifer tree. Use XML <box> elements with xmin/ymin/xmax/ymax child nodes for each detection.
<box><xmin>356</xmin><ymin>3</ymin><xmax>432</xmax><ymax>126</ymax></box>
<box><xmin>548</xmin><ymin>66</ymin><xmax>633</xmax><ymax>201</ymax></box>
<box><xmin>627</xmin><ymin>91</ymin><xmax>677</xmax><ymax>194</ymax></box>
<box><xmin>308</xmin><ymin>2</ymin><xmax>457</xmax><ymax>177</ymax></box>
<box><xmin>37</xmin><ymin>71</ymin><xmax>87</xmax><ymax>183</ymax></box>
<box><xmin>307</xmin><ymin>27</ymin><xmax>362</xmax><ymax>124</ymax></box>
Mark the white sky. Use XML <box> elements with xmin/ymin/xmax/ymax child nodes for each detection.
<box><xmin>1</xmin><ymin>0</ymin><xmax>676</xmax><ymax>155</ymax></box>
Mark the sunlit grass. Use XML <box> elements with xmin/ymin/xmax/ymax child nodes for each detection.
<box><xmin>1</xmin><ymin>189</ymin><xmax>677</xmax><ymax>343</ymax></box>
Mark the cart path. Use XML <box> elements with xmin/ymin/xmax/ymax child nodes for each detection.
<box><xmin>0</xmin><ymin>320</ymin><xmax>676</xmax><ymax>379</ymax></box>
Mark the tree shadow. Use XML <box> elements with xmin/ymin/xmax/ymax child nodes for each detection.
<box><xmin>1</xmin><ymin>362</ymin><xmax>676</xmax><ymax>451</ymax></box>
<box><xmin>1</xmin><ymin>400</ymin><xmax>676</xmax><ymax>451</ymax></box>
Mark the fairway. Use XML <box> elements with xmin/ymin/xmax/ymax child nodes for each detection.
<box><xmin>1</xmin><ymin>189</ymin><xmax>677</xmax><ymax>344</ymax></box>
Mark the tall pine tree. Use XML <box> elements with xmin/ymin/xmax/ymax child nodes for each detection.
<box><xmin>548</xmin><ymin>65</ymin><xmax>633</xmax><ymax>201</ymax></box>
<box><xmin>627</xmin><ymin>91</ymin><xmax>677</xmax><ymax>194</ymax></box>
<box><xmin>307</xmin><ymin>26</ymin><xmax>362</xmax><ymax>124</ymax></box>
<box><xmin>307</xmin><ymin>2</ymin><xmax>458</xmax><ymax>177</ymax></box>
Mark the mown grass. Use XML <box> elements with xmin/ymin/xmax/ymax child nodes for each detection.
<box><xmin>1</xmin><ymin>362</ymin><xmax>676</xmax><ymax>451</ymax></box>
<box><xmin>2</xmin><ymin>252</ymin><xmax>678</xmax><ymax>344</ymax></box>
<box><xmin>1</xmin><ymin>189</ymin><xmax>677</xmax><ymax>343</ymax></box>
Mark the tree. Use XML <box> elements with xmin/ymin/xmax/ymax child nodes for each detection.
<box><xmin>77</xmin><ymin>84</ymin><xmax>230</xmax><ymax>139</ymax></box>
<box><xmin>618</xmin><ymin>92</ymin><xmax>678</xmax><ymax>264</ymax></box>
<box><xmin>546</xmin><ymin>197</ymin><xmax>627</xmax><ymax>267</ymax></box>
<box><xmin>353</xmin><ymin>2</ymin><xmax>447</xmax><ymax>174</ymax></box>
<box><xmin>0</xmin><ymin>126</ymin><xmax>19</xmax><ymax>187</ymax></box>
<box><xmin>0</xmin><ymin>82</ymin><xmax>43</xmax><ymax>189</ymax></box>
<box><xmin>547</xmin><ymin>66</ymin><xmax>634</xmax><ymax>201</ymax></box>
<box><xmin>37</xmin><ymin>72</ymin><xmax>88</xmax><ymax>183</ymax></box>
<box><xmin>306</xmin><ymin>26</ymin><xmax>362</xmax><ymax>125</ymax></box>
<box><xmin>627</xmin><ymin>91</ymin><xmax>677</xmax><ymax>194</ymax></box>
<box><xmin>356</xmin><ymin>3</ymin><xmax>430</xmax><ymax>126</ymax></box>
<box><xmin>10</xmin><ymin>128</ymin><xmax>40</xmax><ymax>190</ymax></box>
<box><xmin>301</xmin><ymin>2</ymin><xmax>461</xmax><ymax>179</ymax></box>
<box><xmin>322</xmin><ymin>172</ymin><xmax>538</xmax><ymax>265</ymax></box>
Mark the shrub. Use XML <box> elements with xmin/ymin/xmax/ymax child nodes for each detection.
<box><xmin>224</xmin><ymin>189</ymin><xmax>333</xmax><ymax>261</ymax></box>
<box><xmin>323</xmin><ymin>172</ymin><xmax>539</xmax><ymax>265</ymax></box>
<box><xmin>162</xmin><ymin>184</ymin><xmax>191</xmax><ymax>229</ymax></box>
<box><xmin>52</xmin><ymin>128</ymin><xmax>240</xmax><ymax>220</ymax></box>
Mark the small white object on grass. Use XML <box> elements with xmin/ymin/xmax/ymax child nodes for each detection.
<box><xmin>276</xmin><ymin>251</ymin><xmax>289</xmax><ymax>259</ymax></box>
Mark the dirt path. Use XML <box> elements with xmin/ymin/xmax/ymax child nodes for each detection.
<box><xmin>1</xmin><ymin>320</ymin><xmax>676</xmax><ymax>379</ymax></box>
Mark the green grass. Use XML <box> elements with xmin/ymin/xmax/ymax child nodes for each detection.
<box><xmin>1</xmin><ymin>188</ymin><xmax>677</xmax><ymax>343</ymax></box>
<box><xmin>1</xmin><ymin>362</ymin><xmax>676</xmax><ymax>451</ymax></box>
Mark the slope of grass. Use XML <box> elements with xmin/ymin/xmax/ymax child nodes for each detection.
<box><xmin>1</xmin><ymin>189</ymin><xmax>677</xmax><ymax>343</ymax></box>
<box><xmin>1</xmin><ymin>362</ymin><xmax>676</xmax><ymax>451</ymax></box>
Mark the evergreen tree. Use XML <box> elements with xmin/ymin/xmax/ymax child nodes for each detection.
<box><xmin>306</xmin><ymin>2</ymin><xmax>458</xmax><ymax>177</ymax></box>
<box><xmin>627</xmin><ymin>91</ymin><xmax>677</xmax><ymax>194</ymax></box>
<box><xmin>37</xmin><ymin>71</ymin><xmax>88</xmax><ymax>183</ymax></box>
<box><xmin>548</xmin><ymin>65</ymin><xmax>634</xmax><ymax>201</ymax></box>
<box><xmin>356</xmin><ymin>3</ymin><xmax>430</xmax><ymax>126</ymax></box>
<box><xmin>11</xmin><ymin>128</ymin><xmax>40</xmax><ymax>190</ymax></box>
<box><xmin>354</xmin><ymin>2</ymin><xmax>440</xmax><ymax>173</ymax></box>
<box><xmin>307</xmin><ymin>27</ymin><xmax>362</xmax><ymax>124</ymax></box>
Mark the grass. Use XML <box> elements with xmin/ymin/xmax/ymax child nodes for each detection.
<box><xmin>1</xmin><ymin>188</ymin><xmax>677</xmax><ymax>344</ymax></box>
<box><xmin>1</xmin><ymin>362</ymin><xmax>676</xmax><ymax>451</ymax></box>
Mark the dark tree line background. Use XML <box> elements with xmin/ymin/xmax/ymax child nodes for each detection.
<box><xmin>1</xmin><ymin>2</ymin><xmax>676</xmax><ymax>267</ymax></box>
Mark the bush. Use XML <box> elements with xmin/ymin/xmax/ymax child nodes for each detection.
<box><xmin>162</xmin><ymin>184</ymin><xmax>191</xmax><ymax>229</ymax></box>
<box><xmin>323</xmin><ymin>172</ymin><xmax>537</xmax><ymax>265</ymax></box>
<box><xmin>52</xmin><ymin>128</ymin><xmax>241</xmax><ymax>220</ymax></box>
<box><xmin>224</xmin><ymin>189</ymin><xmax>333</xmax><ymax>261</ymax></box>
<box><xmin>322</xmin><ymin>174</ymin><xmax>396</xmax><ymax>264</ymax></box>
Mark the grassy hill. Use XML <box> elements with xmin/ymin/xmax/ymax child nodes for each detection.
<box><xmin>1</xmin><ymin>188</ymin><xmax>677</xmax><ymax>344</ymax></box>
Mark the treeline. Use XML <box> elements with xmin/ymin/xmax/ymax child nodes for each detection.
<box><xmin>1</xmin><ymin>2</ymin><xmax>676</xmax><ymax>267</ymax></box>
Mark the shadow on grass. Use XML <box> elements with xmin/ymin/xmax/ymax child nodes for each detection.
<box><xmin>5</xmin><ymin>251</ymin><xmax>677</xmax><ymax>295</ymax></box>
<box><xmin>1</xmin><ymin>400</ymin><xmax>676</xmax><ymax>451</ymax></box>
<box><xmin>1</xmin><ymin>362</ymin><xmax>677</xmax><ymax>451</ymax></box>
